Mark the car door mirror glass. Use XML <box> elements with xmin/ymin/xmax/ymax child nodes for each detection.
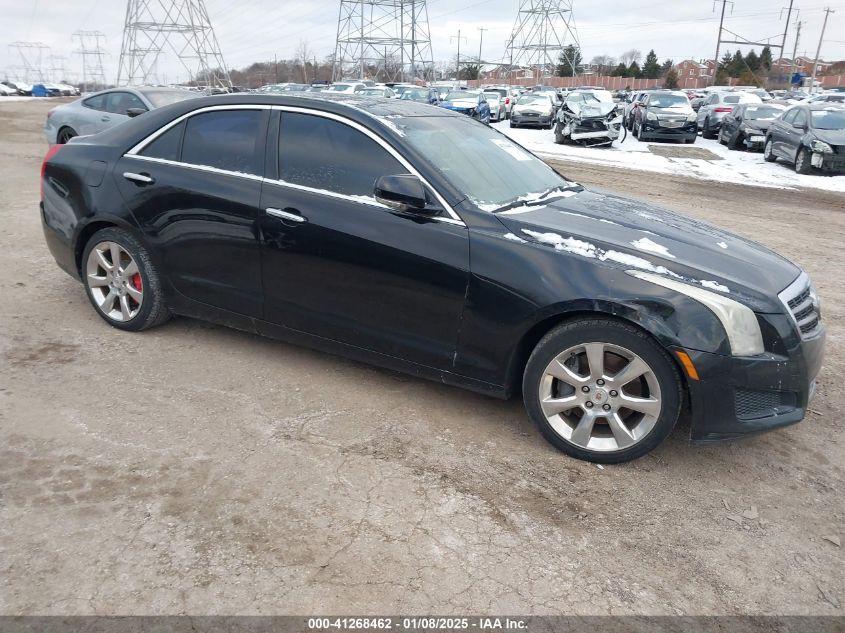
<box><xmin>374</xmin><ymin>175</ymin><xmax>431</xmax><ymax>214</ymax></box>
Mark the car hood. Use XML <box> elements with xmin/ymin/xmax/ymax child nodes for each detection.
<box><xmin>444</xmin><ymin>99</ymin><xmax>477</xmax><ymax>108</ymax></box>
<box><xmin>514</xmin><ymin>103</ymin><xmax>551</xmax><ymax>113</ymax></box>
<box><xmin>742</xmin><ymin>120</ymin><xmax>775</xmax><ymax>131</ymax></box>
<box><xmin>494</xmin><ymin>189</ymin><xmax>800</xmax><ymax>312</ymax></box>
<box><xmin>813</xmin><ymin>129</ymin><xmax>845</xmax><ymax>145</ymax></box>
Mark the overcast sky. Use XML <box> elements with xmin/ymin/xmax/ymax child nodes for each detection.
<box><xmin>2</xmin><ymin>0</ymin><xmax>843</xmax><ymax>84</ymax></box>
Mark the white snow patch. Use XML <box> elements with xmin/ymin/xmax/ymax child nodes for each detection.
<box><xmin>377</xmin><ymin>117</ymin><xmax>406</xmax><ymax>137</ymax></box>
<box><xmin>699</xmin><ymin>279</ymin><xmax>730</xmax><ymax>292</ymax></box>
<box><xmin>630</xmin><ymin>237</ymin><xmax>676</xmax><ymax>259</ymax></box>
<box><xmin>599</xmin><ymin>250</ymin><xmax>682</xmax><ymax>278</ymax></box>
<box><xmin>717</xmin><ymin>241</ymin><xmax>728</xmax><ymax>249</ymax></box>
<box><xmin>492</xmin><ymin>120</ymin><xmax>845</xmax><ymax>194</ymax></box>
<box><xmin>503</xmin><ymin>233</ymin><xmax>527</xmax><ymax>243</ymax></box>
<box><xmin>499</xmin><ymin>204</ymin><xmax>548</xmax><ymax>215</ymax></box>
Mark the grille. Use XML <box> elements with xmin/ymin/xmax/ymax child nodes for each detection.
<box><xmin>735</xmin><ymin>389</ymin><xmax>796</xmax><ymax>419</ymax></box>
<box><xmin>780</xmin><ymin>274</ymin><xmax>821</xmax><ymax>339</ymax></box>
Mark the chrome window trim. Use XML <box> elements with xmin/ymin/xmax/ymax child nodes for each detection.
<box><xmin>123</xmin><ymin>103</ymin><xmax>466</xmax><ymax>227</ymax></box>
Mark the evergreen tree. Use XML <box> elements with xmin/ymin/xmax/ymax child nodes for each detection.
<box><xmin>556</xmin><ymin>45</ymin><xmax>583</xmax><ymax>76</ymax></box>
<box><xmin>628</xmin><ymin>61</ymin><xmax>642</xmax><ymax>78</ymax></box>
<box><xmin>729</xmin><ymin>50</ymin><xmax>744</xmax><ymax>77</ymax></box>
<box><xmin>642</xmin><ymin>49</ymin><xmax>661</xmax><ymax>78</ymax></box>
<box><xmin>718</xmin><ymin>51</ymin><xmax>733</xmax><ymax>73</ymax></box>
<box><xmin>745</xmin><ymin>50</ymin><xmax>761</xmax><ymax>73</ymax></box>
<box><xmin>610</xmin><ymin>62</ymin><xmax>628</xmax><ymax>77</ymax></box>
<box><xmin>760</xmin><ymin>46</ymin><xmax>773</xmax><ymax>72</ymax></box>
<box><xmin>660</xmin><ymin>59</ymin><xmax>674</xmax><ymax>75</ymax></box>
<box><xmin>665</xmin><ymin>68</ymin><xmax>679</xmax><ymax>89</ymax></box>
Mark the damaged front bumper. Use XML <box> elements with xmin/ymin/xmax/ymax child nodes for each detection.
<box><xmin>810</xmin><ymin>150</ymin><xmax>845</xmax><ymax>173</ymax></box>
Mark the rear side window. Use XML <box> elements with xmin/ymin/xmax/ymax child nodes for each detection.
<box><xmin>140</xmin><ymin>121</ymin><xmax>185</xmax><ymax>162</ymax></box>
<box><xmin>83</xmin><ymin>94</ymin><xmax>107</xmax><ymax>111</ymax></box>
<box><xmin>181</xmin><ymin>110</ymin><xmax>263</xmax><ymax>175</ymax></box>
<box><xmin>793</xmin><ymin>109</ymin><xmax>807</xmax><ymax>127</ymax></box>
<box><xmin>278</xmin><ymin>113</ymin><xmax>407</xmax><ymax>198</ymax></box>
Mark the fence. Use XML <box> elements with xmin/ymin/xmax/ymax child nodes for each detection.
<box><xmin>466</xmin><ymin>73</ymin><xmax>845</xmax><ymax>90</ymax></box>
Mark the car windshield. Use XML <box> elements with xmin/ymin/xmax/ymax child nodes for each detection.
<box><xmin>811</xmin><ymin>109</ymin><xmax>845</xmax><ymax>130</ymax></box>
<box><xmin>648</xmin><ymin>94</ymin><xmax>688</xmax><ymax>107</ymax></box>
<box><xmin>723</xmin><ymin>95</ymin><xmax>742</xmax><ymax>103</ymax></box>
<box><xmin>328</xmin><ymin>84</ymin><xmax>354</xmax><ymax>92</ymax></box>
<box><xmin>401</xmin><ymin>116</ymin><xmax>571</xmax><ymax>210</ymax></box>
<box><xmin>361</xmin><ymin>89</ymin><xmax>384</xmax><ymax>96</ymax></box>
<box><xmin>518</xmin><ymin>95</ymin><xmax>549</xmax><ymax>106</ymax></box>
<box><xmin>447</xmin><ymin>91</ymin><xmax>477</xmax><ymax>101</ymax></box>
<box><xmin>567</xmin><ymin>92</ymin><xmax>611</xmax><ymax>104</ymax></box>
<box><xmin>483</xmin><ymin>93</ymin><xmax>501</xmax><ymax>102</ymax></box>
<box><xmin>401</xmin><ymin>90</ymin><xmax>428</xmax><ymax>100</ymax></box>
<box><xmin>744</xmin><ymin>105</ymin><xmax>785</xmax><ymax>120</ymax></box>
<box><xmin>140</xmin><ymin>89</ymin><xmax>201</xmax><ymax>108</ymax></box>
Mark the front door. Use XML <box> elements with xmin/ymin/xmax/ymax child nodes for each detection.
<box><xmin>115</xmin><ymin>107</ymin><xmax>269</xmax><ymax>317</ymax></box>
<box><xmin>258</xmin><ymin>110</ymin><xmax>470</xmax><ymax>371</ymax></box>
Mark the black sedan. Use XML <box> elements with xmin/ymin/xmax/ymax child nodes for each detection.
<box><xmin>764</xmin><ymin>104</ymin><xmax>845</xmax><ymax>174</ymax></box>
<box><xmin>718</xmin><ymin>103</ymin><xmax>787</xmax><ymax>151</ymax></box>
<box><xmin>632</xmin><ymin>90</ymin><xmax>698</xmax><ymax>143</ymax></box>
<box><xmin>40</xmin><ymin>94</ymin><xmax>824</xmax><ymax>463</ymax></box>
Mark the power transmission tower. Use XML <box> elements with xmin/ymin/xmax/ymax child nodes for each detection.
<box><xmin>73</xmin><ymin>31</ymin><xmax>108</xmax><ymax>92</ymax></box>
<box><xmin>332</xmin><ymin>0</ymin><xmax>435</xmax><ymax>83</ymax></box>
<box><xmin>116</xmin><ymin>0</ymin><xmax>232</xmax><ymax>90</ymax></box>
<box><xmin>8</xmin><ymin>42</ymin><xmax>51</xmax><ymax>83</ymax></box>
<box><xmin>504</xmin><ymin>0</ymin><xmax>580</xmax><ymax>82</ymax></box>
<box><xmin>48</xmin><ymin>55</ymin><xmax>69</xmax><ymax>84</ymax></box>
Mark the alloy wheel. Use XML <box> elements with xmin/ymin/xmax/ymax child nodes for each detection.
<box><xmin>85</xmin><ymin>241</ymin><xmax>144</xmax><ymax>322</ymax></box>
<box><xmin>538</xmin><ymin>342</ymin><xmax>662</xmax><ymax>452</ymax></box>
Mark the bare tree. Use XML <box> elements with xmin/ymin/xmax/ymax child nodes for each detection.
<box><xmin>295</xmin><ymin>40</ymin><xmax>311</xmax><ymax>83</ymax></box>
<box><xmin>590</xmin><ymin>54</ymin><xmax>616</xmax><ymax>75</ymax></box>
<box><xmin>619</xmin><ymin>49</ymin><xmax>642</xmax><ymax>66</ymax></box>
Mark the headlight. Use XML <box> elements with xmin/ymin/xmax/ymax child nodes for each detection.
<box><xmin>626</xmin><ymin>271</ymin><xmax>764</xmax><ymax>356</ymax></box>
<box><xmin>545</xmin><ymin>109</ymin><xmax>553</xmax><ymax>117</ymax></box>
<box><xmin>811</xmin><ymin>140</ymin><xmax>833</xmax><ymax>153</ymax></box>
<box><xmin>646</xmin><ymin>111</ymin><xmax>658</xmax><ymax>121</ymax></box>
<box><xmin>686</xmin><ymin>112</ymin><xmax>697</xmax><ymax>122</ymax></box>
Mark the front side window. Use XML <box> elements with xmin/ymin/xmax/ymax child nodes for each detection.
<box><xmin>781</xmin><ymin>109</ymin><xmax>798</xmax><ymax>124</ymax></box>
<box><xmin>181</xmin><ymin>110</ymin><xmax>263</xmax><ymax>175</ymax></box>
<box><xmin>279</xmin><ymin>113</ymin><xmax>408</xmax><ymax>198</ymax></box>
<box><xmin>792</xmin><ymin>110</ymin><xmax>808</xmax><ymax>127</ymax></box>
<box><xmin>105</xmin><ymin>91</ymin><xmax>147</xmax><ymax>115</ymax></box>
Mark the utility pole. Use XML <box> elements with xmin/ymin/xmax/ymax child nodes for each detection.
<box><xmin>779</xmin><ymin>0</ymin><xmax>794</xmax><ymax>59</ymax></box>
<box><xmin>477</xmin><ymin>27</ymin><xmax>488</xmax><ymax>64</ymax></box>
<box><xmin>809</xmin><ymin>7</ymin><xmax>834</xmax><ymax>94</ymax></box>
<box><xmin>788</xmin><ymin>20</ymin><xmax>801</xmax><ymax>85</ymax></box>
<box><xmin>451</xmin><ymin>30</ymin><xmax>466</xmax><ymax>81</ymax></box>
<box><xmin>711</xmin><ymin>0</ymin><xmax>730</xmax><ymax>86</ymax></box>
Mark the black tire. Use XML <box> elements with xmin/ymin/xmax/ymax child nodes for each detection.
<box><xmin>509</xmin><ymin>121</ymin><xmax>516</xmax><ymax>128</ymax></box>
<box><xmin>795</xmin><ymin>147</ymin><xmax>812</xmax><ymax>175</ymax></box>
<box><xmin>763</xmin><ymin>137</ymin><xmax>777</xmax><ymax>162</ymax></box>
<box><xmin>727</xmin><ymin>132</ymin><xmax>742</xmax><ymax>151</ymax></box>
<box><xmin>522</xmin><ymin>318</ymin><xmax>682</xmax><ymax>464</ymax></box>
<box><xmin>626</xmin><ymin>115</ymin><xmax>634</xmax><ymax>131</ymax></box>
<box><xmin>685</xmin><ymin>136</ymin><xmax>697</xmax><ymax>144</ymax></box>
<box><xmin>57</xmin><ymin>126</ymin><xmax>77</xmax><ymax>144</ymax></box>
<box><xmin>81</xmin><ymin>227</ymin><xmax>171</xmax><ymax>332</ymax></box>
<box><xmin>701</xmin><ymin>118</ymin><xmax>715</xmax><ymax>139</ymax></box>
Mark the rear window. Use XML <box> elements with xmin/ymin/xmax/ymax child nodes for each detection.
<box><xmin>140</xmin><ymin>121</ymin><xmax>185</xmax><ymax>162</ymax></box>
<box><xmin>141</xmin><ymin>89</ymin><xmax>200</xmax><ymax>108</ymax></box>
<box><xmin>181</xmin><ymin>110</ymin><xmax>264</xmax><ymax>175</ymax></box>
<box><xmin>82</xmin><ymin>94</ymin><xmax>107</xmax><ymax>111</ymax></box>
<box><xmin>723</xmin><ymin>95</ymin><xmax>741</xmax><ymax>104</ymax></box>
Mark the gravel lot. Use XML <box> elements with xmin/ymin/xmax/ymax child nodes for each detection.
<box><xmin>1</xmin><ymin>99</ymin><xmax>843</xmax><ymax>615</ymax></box>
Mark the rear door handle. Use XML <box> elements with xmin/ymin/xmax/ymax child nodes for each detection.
<box><xmin>123</xmin><ymin>172</ymin><xmax>154</xmax><ymax>185</ymax></box>
<box><xmin>101</xmin><ymin>116</ymin><xmax>111</xmax><ymax>122</ymax></box>
<box><xmin>266</xmin><ymin>208</ymin><xmax>307</xmax><ymax>223</ymax></box>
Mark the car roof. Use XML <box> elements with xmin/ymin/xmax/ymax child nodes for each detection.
<box><xmin>808</xmin><ymin>102</ymin><xmax>845</xmax><ymax>111</ymax></box>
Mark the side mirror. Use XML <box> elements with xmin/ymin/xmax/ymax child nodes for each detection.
<box><xmin>126</xmin><ymin>107</ymin><xmax>147</xmax><ymax>118</ymax></box>
<box><xmin>374</xmin><ymin>175</ymin><xmax>432</xmax><ymax>213</ymax></box>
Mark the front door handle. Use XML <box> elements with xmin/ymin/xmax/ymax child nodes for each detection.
<box><xmin>266</xmin><ymin>208</ymin><xmax>307</xmax><ymax>223</ymax></box>
<box><xmin>101</xmin><ymin>116</ymin><xmax>111</xmax><ymax>122</ymax></box>
<box><xmin>123</xmin><ymin>172</ymin><xmax>155</xmax><ymax>185</ymax></box>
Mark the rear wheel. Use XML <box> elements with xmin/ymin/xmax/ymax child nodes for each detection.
<box><xmin>523</xmin><ymin>319</ymin><xmax>682</xmax><ymax>463</ymax></box>
<box><xmin>81</xmin><ymin>227</ymin><xmax>171</xmax><ymax>332</ymax></box>
<box><xmin>727</xmin><ymin>132</ymin><xmax>742</xmax><ymax>150</ymax></box>
<box><xmin>57</xmin><ymin>126</ymin><xmax>77</xmax><ymax>144</ymax></box>
<box><xmin>763</xmin><ymin>138</ymin><xmax>777</xmax><ymax>162</ymax></box>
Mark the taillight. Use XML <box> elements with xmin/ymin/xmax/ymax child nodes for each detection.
<box><xmin>714</xmin><ymin>107</ymin><xmax>733</xmax><ymax>112</ymax></box>
<box><xmin>41</xmin><ymin>144</ymin><xmax>63</xmax><ymax>199</ymax></box>
<box><xmin>505</xmin><ymin>97</ymin><xmax>510</xmax><ymax>104</ymax></box>
<box><xmin>46</xmin><ymin>108</ymin><xmax>55</xmax><ymax>119</ymax></box>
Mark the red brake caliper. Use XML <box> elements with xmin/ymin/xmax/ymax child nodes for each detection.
<box><xmin>131</xmin><ymin>273</ymin><xmax>143</xmax><ymax>293</ymax></box>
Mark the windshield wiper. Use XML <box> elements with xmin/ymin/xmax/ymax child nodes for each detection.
<box><xmin>491</xmin><ymin>184</ymin><xmax>583</xmax><ymax>213</ymax></box>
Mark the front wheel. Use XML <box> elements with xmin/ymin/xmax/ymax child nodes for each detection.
<box><xmin>795</xmin><ymin>147</ymin><xmax>812</xmax><ymax>175</ymax></box>
<box><xmin>522</xmin><ymin>319</ymin><xmax>682</xmax><ymax>463</ymax></box>
<box><xmin>763</xmin><ymin>138</ymin><xmax>777</xmax><ymax>162</ymax></box>
<box><xmin>82</xmin><ymin>227</ymin><xmax>171</xmax><ymax>331</ymax></box>
<box><xmin>702</xmin><ymin>118</ymin><xmax>715</xmax><ymax>139</ymax></box>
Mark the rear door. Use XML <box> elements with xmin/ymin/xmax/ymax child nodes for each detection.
<box><xmin>258</xmin><ymin>109</ymin><xmax>470</xmax><ymax>370</ymax></box>
<box><xmin>115</xmin><ymin>106</ymin><xmax>269</xmax><ymax>317</ymax></box>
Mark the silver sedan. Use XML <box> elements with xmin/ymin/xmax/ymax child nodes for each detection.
<box><xmin>44</xmin><ymin>86</ymin><xmax>199</xmax><ymax>145</ymax></box>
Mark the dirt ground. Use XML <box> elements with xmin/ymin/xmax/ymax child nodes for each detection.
<box><xmin>0</xmin><ymin>99</ymin><xmax>843</xmax><ymax>616</ymax></box>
